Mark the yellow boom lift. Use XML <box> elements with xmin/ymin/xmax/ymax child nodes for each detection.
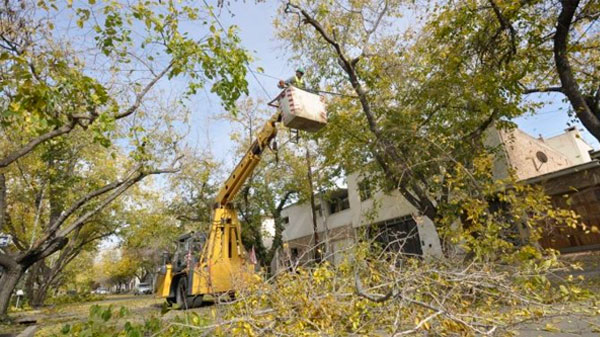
<box><xmin>156</xmin><ymin>86</ymin><xmax>327</xmax><ymax>308</ymax></box>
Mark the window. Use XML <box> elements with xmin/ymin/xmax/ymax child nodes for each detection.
<box><xmin>358</xmin><ymin>180</ymin><xmax>372</xmax><ymax>201</ymax></box>
<box><xmin>329</xmin><ymin>195</ymin><xmax>350</xmax><ymax>214</ymax></box>
<box><xmin>290</xmin><ymin>248</ymin><xmax>299</xmax><ymax>261</ymax></box>
<box><xmin>369</xmin><ymin>216</ymin><xmax>422</xmax><ymax>256</ymax></box>
<box><xmin>282</xmin><ymin>217</ymin><xmax>289</xmax><ymax>225</ymax></box>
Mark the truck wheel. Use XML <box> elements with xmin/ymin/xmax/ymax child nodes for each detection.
<box><xmin>191</xmin><ymin>295</ymin><xmax>204</xmax><ymax>307</ymax></box>
<box><xmin>175</xmin><ymin>277</ymin><xmax>188</xmax><ymax>309</ymax></box>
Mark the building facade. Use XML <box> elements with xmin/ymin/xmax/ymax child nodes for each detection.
<box><xmin>278</xmin><ymin>126</ymin><xmax>599</xmax><ymax>267</ymax></box>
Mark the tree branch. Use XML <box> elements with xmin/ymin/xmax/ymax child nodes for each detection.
<box><xmin>286</xmin><ymin>2</ymin><xmax>438</xmax><ymax>221</ymax></box>
<box><xmin>523</xmin><ymin>86</ymin><xmax>564</xmax><ymax>94</ymax></box>
<box><xmin>554</xmin><ymin>0</ymin><xmax>600</xmax><ymax>141</ymax></box>
<box><xmin>488</xmin><ymin>0</ymin><xmax>517</xmax><ymax>57</ymax></box>
<box><xmin>0</xmin><ymin>174</ymin><xmax>5</xmax><ymax>231</ymax></box>
<box><xmin>115</xmin><ymin>62</ymin><xmax>173</xmax><ymax>119</ymax></box>
<box><xmin>46</xmin><ymin>164</ymin><xmax>142</xmax><ymax>234</ymax></box>
<box><xmin>55</xmin><ymin>160</ymin><xmax>181</xmax><ymax>238</ymax></box>
<box><xmin>0</xmin><ymin>121</ymin><xmax>76</xmax><ymax>169</ymax></box>
<box><xmin>0</xmin><ymin>62</ymin><xmax>173</xmax><ymax>169</ymax></box>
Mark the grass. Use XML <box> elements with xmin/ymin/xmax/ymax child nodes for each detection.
<box><xmin>2</xmin><ymin>295</ymin><xmax>165</xmax><ymax>336</ymax></box>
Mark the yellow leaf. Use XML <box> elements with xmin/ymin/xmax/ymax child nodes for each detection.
<box><xmin>543</xmin><ymin>323</ymin><xmax>560</xmax><ymax>332</ymax></box>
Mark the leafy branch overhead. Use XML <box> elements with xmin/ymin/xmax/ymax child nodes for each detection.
<box><xmin>0</xmin><ymin>0</ymin><xmax>251</xmax><ymax>318</ymax></box>
<box><xmin>0</xmin><ymin>0</ymin><xmax>250</xmax><ymax>168</ymax></box>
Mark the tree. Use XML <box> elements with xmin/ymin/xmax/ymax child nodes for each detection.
<box><xmin>277</xmin><ymin>0</ymin><xmax>521</xmax><ymax>227</ymax></box>
<box><xmin>55</xmin><ymin>250</ymin><xmax>98</xmax><ymax>295</ymax></box>
<box><xmin>423</xmin><ymin>0</ymin><xmax>600</xmax><ymax>140</ymax></box>
<box><xmin>24</xmin><ymin>215</ymin><xmax>120</xmax><ymax>307</ymax></box>
<box><xmin>167</xmin><ymin>152</ymin><xmax>221</xmax><ymax>228</ymax></box>
<box><xmin>0</xmin><ymin>0</ymin><xmax>250</xmax><ymax>317</ymax></box>
<box><xmin>96</xmin><ymin>249</ymin><xmax>138</xmax><ymax>292</ymax></box>
<box><xmin>119</xmin><ymin>191</ymin><xmax>181</xmax><ymax>285</ymax></box>
<box><xmin>274</xmin><ymin>0</ymin><xmax>587</xmax><ymax>259</ymax></box>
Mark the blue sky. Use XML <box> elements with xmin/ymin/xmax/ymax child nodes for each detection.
<box><xmin>187</xmin><ymin>1</ymin><xmax>288</xmax><ymax>169</ymax></box>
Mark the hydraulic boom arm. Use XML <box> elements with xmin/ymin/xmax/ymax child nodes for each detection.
<box><xmin>155</xmin><ymin>88</ymin><xmax>326</xmax><ymax>305</ymax></box>
<box><xmin>214</xmin><ymin>111</ymin><xmax>281</xmax><ymax>207</ymax></box>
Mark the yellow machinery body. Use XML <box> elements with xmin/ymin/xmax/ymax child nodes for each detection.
<box><xmin>155</xmin><ymin>206</ymin><xmax>253</xmax><ymax>299</ymax></box>
<box><xmin>156</xmin><ymin>111</ymin><xmax>281</xmax><ymax>305</ymax></box>
<box><xmin>156</xmin><ymin>87</ymin><xmax>326</xmax><ymax>306</ymax></box>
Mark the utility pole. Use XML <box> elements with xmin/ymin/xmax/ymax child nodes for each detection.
<box><xmin>305</xmin><ymin>144</ymin><xmax>321</xmax><ymax>262</ymax></box>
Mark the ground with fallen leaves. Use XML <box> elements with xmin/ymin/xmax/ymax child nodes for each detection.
<box><xmin>2</xmin><ymin>251</ymin><xmax>600</xmax><ymax>336</ymax></box>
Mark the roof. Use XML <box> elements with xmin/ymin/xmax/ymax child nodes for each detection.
<box><xmin>523</xmin><ymin>160</ymin><xmax>600</xmax><ymax>185</ymax></box>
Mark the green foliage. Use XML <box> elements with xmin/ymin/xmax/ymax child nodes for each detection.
<box><xmin>276</xmin><ymin>1</ymin><xmax>587</xmax><ymax>263</ymax></box>
<box><xmin>436</xmin><ymin>154</ymin><xmax>581</xmax><ymax>261</ymax></box>
<box><xmin>72</xmin><ymin>245</ymin><xmax>594</xmax><ymax>337</ymax></box>
<box><xmin>56</xmin><ymin>305</ymin><xmax>210</xmax><ymax>337</ymax></box>
<box><xmin>1</xmin><ymin>0</ymin><xmax>249</xmax><ymax>166</ymax></box>
<box><xmin>56</xmin><ymin>305</ymin><xmax>137</xmax><ymax>337</ymax></box>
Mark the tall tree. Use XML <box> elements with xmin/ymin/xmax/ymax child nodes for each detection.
<box><xmin>278</xmin><ymin>0</ymin><xmax>523</xmax><ymax>224</ymax></box>
<box><xmin>275</xmin><ymin>0</ymin><xmax>583</xmax><ymax>256</ymax></box>
<box><xmin>120</xmin><ymin>191</ymin><xmax>181</xmax><ymax>285</ymax></box>
<box><xmin>0</xmin><ymin>0</ymin><xmax>249</xmax><ymax>317</ymax></box>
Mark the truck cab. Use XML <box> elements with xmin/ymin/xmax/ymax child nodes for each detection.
<box><xmin>171</xmin><ymin>232</ymin><xmax>206</xmax><ymax>273</ymax></box>
<box><xmin>156</xmin><ymin>231</ymin><xmax>206</xmax><ymax>306</ymax></box>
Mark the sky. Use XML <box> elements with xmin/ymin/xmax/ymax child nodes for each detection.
<box><xmin>186</xmin><ymin>1</ymin><xmax>290</xmax><ymax>170</ymax></box>
<box><xmin>189</xmin><ymin>0</ymin><xmax>599</xmax><ymax>172</ymax></box>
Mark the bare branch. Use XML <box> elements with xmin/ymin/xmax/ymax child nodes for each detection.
<box><xmin>0</xmin><ymin>121</ymin><xmax>76</xmax><ymax>169</ymax></box>
<box><xmin>115</xmin><ymin>62</ymin><xmax>173</xmax><ymax>119</ymax></box>
<box><xmin>46</xmin><ymin>164</ymin><xmax>142</xmax><ymax>234</ymax></box>
<box><xmin>523</xmin><ymin>86</ymin><xmax>564</xmax><ymax>94</ymax></box>
<box><xmin>55</xmin><ymin>158</ymin><xmax>182</xmax><ymax>238</ymax></box>
<box><xmin>392</xmin><ymin>311</ymin><xmax>442</xmax><ymax>336</ymax></box>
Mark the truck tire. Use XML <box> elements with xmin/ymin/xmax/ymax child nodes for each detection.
<box><xmin>175</xmin><ymin>277</ymin><xmax>188</xmax><ymax>309</ymax></box>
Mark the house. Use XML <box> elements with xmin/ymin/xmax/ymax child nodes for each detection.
<box><xmin>489</xmin><ymin>126</ymin><xmax>600</xmax><ymax>252</ymax></box>
<box><xmin>277</xmin><ymin>126</ymin><xmax>599</xmax><ymax>268</ymax></box>
<box><xmin>486</xmin><ymin>126</ymin><xmax>593</xmax><ymax>180</ymax></box>
<box><xmin>280</xmin><ymin>179</ymin><xmax>443</xmax><ymax>266</ymax></box>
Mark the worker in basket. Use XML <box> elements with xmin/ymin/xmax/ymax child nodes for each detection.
<box><xmin>278</xmin><ymin>67</ymin><xmax>305</xmax><ymax>90</ymax></box>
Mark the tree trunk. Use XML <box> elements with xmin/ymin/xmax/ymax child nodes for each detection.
<box><xmin>0</xmin><ymin>264</ymin><xmax>24</xmax><ymax>319</ymax></box>
<box><xmin>24</xmin><ymin>264</ymin><xmax>36</xmax><ymax>306</ymax></box>
<box><xmin>0</xmin><ymin>173</ymin><xmax>6</xmax><ymax>230</ymax></box>
<box><xmin>30</xmin><ymin>283</ymin><xmax>50</xmax><ymax>308</ymax></box>
<box><xmin>554</xmin><ymin>0</ymin><xmax>600</xmax><ymax>142</ymax></box>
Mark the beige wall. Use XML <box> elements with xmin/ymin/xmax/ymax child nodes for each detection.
<box><xmin>487</xmin><ymin>127</ymin><xmax>575</xmax><ymax>180</ymax></box>
<box><xmin>283</xmin><ymin>224</ymin><xmax>355</xmax><ymax>265</ymax></box>
<box><xmin>544</xmin><ymin>128</ymin><xmax>593</xmax><ymax>165</ymax></box>
<box><xmin>281</xmin><ymin>172</ymin><xmax>443</xmax><ymax>261</ymax></box>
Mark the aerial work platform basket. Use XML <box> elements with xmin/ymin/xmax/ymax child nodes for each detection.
<box><xmin>269</xmin><ymin>86</ymin><xmax>327</xmax><ymax>132</ymax></box>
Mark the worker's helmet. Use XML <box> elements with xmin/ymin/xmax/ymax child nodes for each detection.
<box><xmin>296</xmin><ymin>67</ymin><xmax>305</xmax><ymax>74</ymax></box>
